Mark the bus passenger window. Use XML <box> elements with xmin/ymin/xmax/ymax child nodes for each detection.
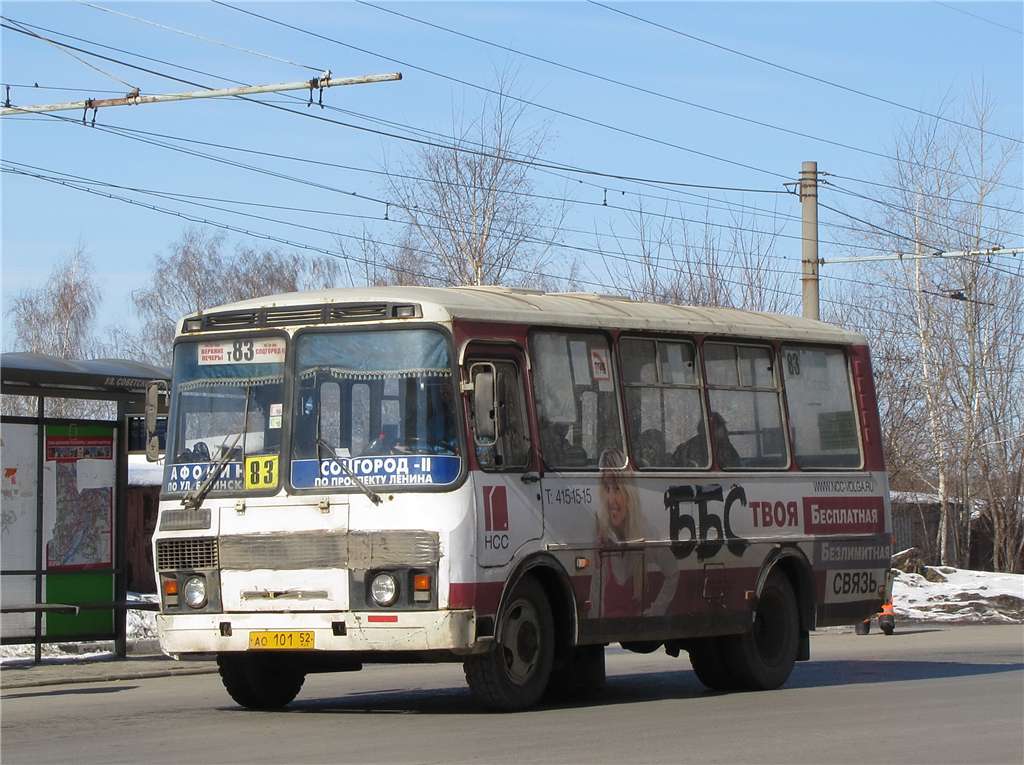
<box><xmin>620</xmin><ymin>337</ymin><xmax>707</xmax><ymax>469</ymax></box>
<box><xmin>531</xmin><ymin>331</ymin><xmax>625</xmax><ymax>470</ymax></box>
<box><xmin>781</xmin><ymin>345</ymin><xmax>862</xmax><ymax>468</ymax></box>
<box><xmin>704</xmin><ymin>342</ymin><xmax>788</xmax><ymax>469</ymax></box>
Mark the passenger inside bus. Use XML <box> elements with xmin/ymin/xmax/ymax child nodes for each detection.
<box><xmin>672</xmin><ymin>412</ymin><xmax>740</xmax><ymax>468</ymax></box>
<box><xmin>637</xmin><ymin>428</ymin><xmax>667</xmax><ymax>467</ymax></box>
<box><xmin>539</xmin><ymin>418</ymin><xmax>588</xmax><ymax>468</ymax></box>
<box><xmin>709</xmin><ymin>412</ymin><xmax>741</xmax><ymax>468</ymax></box>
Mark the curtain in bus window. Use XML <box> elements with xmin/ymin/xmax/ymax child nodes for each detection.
<box><xmin>704</xmin><ymin>342</ymin><xmax>787</xmax><ymax>469</ymax></box>
<box><xmin>782</xmin><ymin>345</ymin><xmax>861</xmax><ymax>468</ymax></box>
<box><xmin>532</xmin><ymin>331</ymin><xmax>624</xmax><ymax>469</ymax></box>
<box><xmin>620</xmin><ymin>338</ymin><xmax>707</xmax><ymax>468</ymax></box>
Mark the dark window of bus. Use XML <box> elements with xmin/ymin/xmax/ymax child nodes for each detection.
<box><xmin>472</xmin><ymin>361</ymin><xmax>531</xmax><ymax>471</ymax></box>
<box><xmin>781</xmin><ymin>345</ymin><xmax>862</xmax><ymax>468</ymax></box>
<box><xmin>620</xmin><ymin>338</ymin><xmax>708</xmax><ymax>469</ymax></box>
<box><xmin>704</xmin><ymin>342</ymin><xmax>788</xmax><ymax>469</ymax></box>
<box><xmin>531</xmin><ymin>331</ymin><xmax>624</xmax><ymax>469</ymax></box>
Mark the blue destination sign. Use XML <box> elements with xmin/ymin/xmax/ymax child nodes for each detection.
<box><xmin>291</xmin><ymin>454</ymin><xmax>461</xmax><ymax>489</ymax></box>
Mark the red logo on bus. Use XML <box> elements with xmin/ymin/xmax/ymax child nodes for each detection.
<box><xmin>483</xmin><ymin>485</ymin><xmax>509</xmax><ymax>532</ymax></box>
<box><xmin>803</xmin><ymin>496</ymin><xmax>885</xmax><ymax>534</ymax></box>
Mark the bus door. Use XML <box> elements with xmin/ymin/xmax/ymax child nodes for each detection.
<box><xmin>466</xmin><ymin>348</ymin><xmax>544</xmax><ymax>568</ymax></box>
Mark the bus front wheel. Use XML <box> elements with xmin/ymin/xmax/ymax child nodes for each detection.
<box><xmin>217</xmin><ymin>653</ymin><xmax>306</xmax><ymax>710</ymax></box>
<box><xmin>464</xmin><ymin>576</ymin><xmax>555</xmax><ymax>711</ymax></box>
<box><xmin>725</xmin><ymin>570</ymin><xmax>799</xmax><ymax>691</ymax></box>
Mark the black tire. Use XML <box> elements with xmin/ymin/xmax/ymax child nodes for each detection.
<box><xmin>464</xmin><ymin>577</ymin><xmax>555</xmax><ymax>711</ymax></box>
<box><xmin>687</xmin><ymin>637</ymin><xmax>741</xmax><ymax>691</ymax></box>
<box><xmin>724</xmin><ymin>571</ymin><xmax>799</xmax><ymax>691</ymax></box>
<box><xmin>880</xmin><ymin>617</ymin><xmax>895</xmax><ymax>636</ymax></box>
<box><xmin>855</xmin><ymin>619</ymin><xmax>871</xmax><ymax>635</ymax></box>
<box><xmin>546</xmin><ymin>644</ymin><xmax>606</xmax><ymax>700</ymax></box>
<box><xmin>217</xmin><ymin>653</ymin><xmax>305</xmax><ymax>710</ymax></box>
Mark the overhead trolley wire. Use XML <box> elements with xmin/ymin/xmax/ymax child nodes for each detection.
<box><xmin>933</xmin><ymin>1</ymin><xmax>1023</xmax><ymax>36</ymax></box>
<box><xmin>587</xmin><ymin>0</ymin><xmax>1024</xmax><ymax>150</ymax></box>
<box><xmin>354</xmin><ymin>0</ymin><xmax>1018</xmax><ymax>190</ymax></box>
<box><xmin>78</xmin><ymin>1</ymin><xmax>327</xmax><ymax>73</ymax></box>
<box><xmin>0</xmin><ymin>17</ymin><xmax>789</xmax><ymax>195</ymax></box>
<box><xmin>208</xmin><ymin>0</ymin><xmax>795</xmax><ymax>184</ymax></box>
<box><xmin>9</xmin><ymin>157</ymin><xmax>1015</xmax><ymax>334</ymax></box>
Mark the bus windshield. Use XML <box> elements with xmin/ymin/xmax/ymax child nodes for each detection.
<box><xmin>290</xmin><ymin>328</ymin><xmax>461</xmax><ymax>491</ymax></box>
<box><xmin>163</xmin><ymin>337</ymin><xmax>287</xmax><ymax>496</ymax></box>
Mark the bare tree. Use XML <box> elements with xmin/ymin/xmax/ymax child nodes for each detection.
<box><xmin>383</xmin><ymin>72</ymin><xmax>567</xmax><ymax>287</ymax></box>
<box><xmin>131</xmin><ymin>227</ymin><xmax>342</xmax><ymax>365</ymax></box>
<box><xmin>832</xmin><ymin>85</ymin><xmax>1022</xmax><ymax>570</ymax></box>
<box><xmin>2</xmin><ymin>244</ymin><xmax>106</xmax><ymax>418</ymax></box>
<box><xmin>595</xmin><ymin>199</ymin><xmax>793</xmax><ymax>313</ymax></box>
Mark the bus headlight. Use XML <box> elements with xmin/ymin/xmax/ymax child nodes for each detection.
<box><xmin>370</xmin><ymin>573</ymin><xmax>399</xmax><ymax>607</ymax></box>
<box><xmin>182</xmin><ymin>576</ymin><xmax>208</xmax><ymax>609</ymax></box>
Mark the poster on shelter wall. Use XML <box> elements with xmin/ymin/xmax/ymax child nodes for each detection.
<box><xmin>1</xmin><ymin>422</ymin><xmax>40</xmax><ymax>638</ymax></box>
<box><xmin>44</xmin><ymin>424</ymin><xmax>114</xmax><ymax>571</ymax></box>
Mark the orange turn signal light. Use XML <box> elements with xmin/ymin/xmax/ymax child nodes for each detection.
<box><xmin>413</xmin><ymin>574</ymin><xmax>431</xmax><ymax>592</ymax></box>
<box><xmin>163</xmin><ymin>578</ymin><xmax>178</xmax><ymax>596</ymax></box>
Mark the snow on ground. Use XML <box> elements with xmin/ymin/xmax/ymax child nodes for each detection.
<box><xmin>893</xmin><ymin>567</ymin><xmax>1024</xmax><ymax>624</ymax></box>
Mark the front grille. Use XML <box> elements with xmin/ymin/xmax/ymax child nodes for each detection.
<box><xmin>329</xmin><ymin>304</ymin><xmax>388</xmax><ymax>320</ymax></box>
<box><xmin>205</xmin><ymin>311</ymin><xmax>258</xmax><ymax>329</ymax></box>
<box><xmin>265</xmin><ymin>306</ymin><xmax>325</xmax><ymax>325</ymax></box>
<box><xmin>156</xmin><ymin>537</ymin><xmax>219</xmax><ymax>571</ymax></box>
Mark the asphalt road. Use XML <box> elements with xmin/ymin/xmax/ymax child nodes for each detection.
<box><xmin>3</xmin><ymin>624</ymin><xmax>1022</xmax><ymax>765</ymax></box>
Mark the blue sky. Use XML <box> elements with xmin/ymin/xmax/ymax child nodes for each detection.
<box><xmin>2</xmin><ymin>1</ymin><xmax>1022</xmax><ymax>341</ymax></box>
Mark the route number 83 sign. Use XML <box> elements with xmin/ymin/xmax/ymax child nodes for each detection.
<box><xmin>244</xmin><ymin>455</ymin><xmax>279</xmax><ymax>490</ymax></box>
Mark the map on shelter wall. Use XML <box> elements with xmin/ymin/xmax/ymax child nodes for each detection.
<box><xmin>45</xmin><ymin>425</ymin><xmax>114</xmax><ymax>570</ymax></box>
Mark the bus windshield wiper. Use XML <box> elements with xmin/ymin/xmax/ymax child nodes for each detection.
<box><xmin>183</xmin><ymin>432</ymin><xmax>242</xmax><ymax>511</ymax></box>
<box><xmin>316</xmin><ymin>436</ymin><xmax>382</xmax><ymax>505</ymax></box>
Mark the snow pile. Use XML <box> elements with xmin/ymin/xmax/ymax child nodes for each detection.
<box><xmin>893</xmin><ymin>566</ymin><xmax>1024</xmax><ymax>624</ymax></box>
<box><xmin>127</xmin><ymin>592</ymin><xmax>159</xmax><ymax>640</ymax></box>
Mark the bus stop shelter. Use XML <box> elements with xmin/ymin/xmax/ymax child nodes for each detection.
<box><xmin>1</xmin><ymin>352</ymin><xmax>169</xmax><ymax>661</ymax></box>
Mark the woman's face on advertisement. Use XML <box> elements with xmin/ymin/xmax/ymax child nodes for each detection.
<box><xmin>604</xmin><ymin>476</ymin><xmax>628</xmax><ymax>530</ymax></box>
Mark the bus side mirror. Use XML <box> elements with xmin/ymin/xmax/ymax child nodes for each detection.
<box><xmin>145</xmin><ymin>380</ymin><xmax>165</xmax><ymax>462</ymax></box>
<box><xmin>471</xmin><ymin>364</ymin><xmax>497</xmax><ymax>445</ymax></box>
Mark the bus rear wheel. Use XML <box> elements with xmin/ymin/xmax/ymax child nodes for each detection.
<box><xmin>464</xmin><ymin>577</ymin><xmax>554</xmax><ymax>711</ymax></box>
<box><xmin>217</xmin><ymin>654</ymin><xmax>306</xmax><ymax>710</ymax></box>
<box><xmin>687</xmin><ymin>637</ymin><xmax>741</xmax><ymax>691</ymax></box>
<box><xmin>725</xmin><ymin>570</ymin><xmax>799</xmax><ymax>691</ymax></box>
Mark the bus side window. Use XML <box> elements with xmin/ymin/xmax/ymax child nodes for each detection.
<box><xmin>531</xmin><ymin>331</ymin><xmax>625</xmax><ymax>470</ymax></box>
<box><xmin>781</xmin><ymin>345</ymin><xmax>862</xmax><ymax>469</ymax></box>
<box><xmin>471</xmin><ymin>361</ymin><xmax>530</xmax><ymax>471</ymax></box>
<box><xmin>704</xmin><ymin>342</ymin><xmax>788</xmax><ymax>469</ymax></box>
<box><xmin>620</xmin><ymin>337</ymin><xmax>707</xmax><ymax>469</ymax></box>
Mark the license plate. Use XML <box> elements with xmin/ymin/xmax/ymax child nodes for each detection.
<box><xmin>247</xmin><ymin>630</ymin><xmax>315</xmax><ymax>650</ymax></box>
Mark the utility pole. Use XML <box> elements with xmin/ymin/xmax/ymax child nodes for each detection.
<box><xmin>799</xmin><ymin>161</ymin><xmax>820</xmax><ymax>320</ymax></box>
<box><xmin>0</xmin><ymin>72</ymin><xmax>401</xmax><ymax>117</ymax></box>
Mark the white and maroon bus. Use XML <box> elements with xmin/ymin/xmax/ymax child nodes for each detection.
<box><xmin>148</xmin><ymin>286</ymin><xmax>892</xmax><ymax>711</ymax></box>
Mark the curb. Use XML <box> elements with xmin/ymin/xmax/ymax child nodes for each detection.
<box><xmin>2</xmin><ymin>664</ymin><xmax>219</xmax><ymax>690</ymax></box>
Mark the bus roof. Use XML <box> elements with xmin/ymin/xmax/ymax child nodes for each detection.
<box><xmin>185</xmin><ymin>286</ymin><xmax>865</xmax><ymax>345</ymax></box>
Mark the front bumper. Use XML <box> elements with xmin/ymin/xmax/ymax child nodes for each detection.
<box><xmin>157</xmin><ymin>609</ymin><xmax>478</xmax><ymax>657</ymax></box>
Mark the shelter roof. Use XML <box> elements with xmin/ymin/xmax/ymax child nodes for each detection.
<box><xmin>1</xmin><ymin>352</ymin><xmax>169</xmax><ymax>400</ymax></box>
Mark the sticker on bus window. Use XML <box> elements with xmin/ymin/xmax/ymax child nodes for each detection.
<box><xmin>198</xmin><ymin>339</ymin><xmax>286</xmax><ymax>365</ymax></box>
<box><xmin>590</xmin><ymin>348</ymin><xmax>611</xmax><ymax>390</ymax></box>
